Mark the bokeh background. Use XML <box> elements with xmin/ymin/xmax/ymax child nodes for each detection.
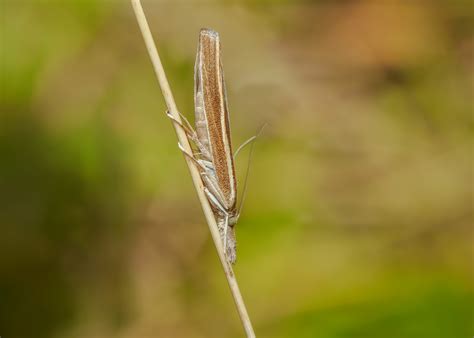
<box><xmin>1</xmin><ymin>0</ymin><xmax>473</xmax><ymax>337</ymax></box>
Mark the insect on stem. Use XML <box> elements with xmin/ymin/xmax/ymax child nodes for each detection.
<box><xmin>130</xmin><ymin>1</ymin><xmax>256</xmax><ymax>337</ymax></box>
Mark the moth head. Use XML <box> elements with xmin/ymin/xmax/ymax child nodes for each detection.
<box><xmin>228</xmin><ymin>212</ymin><xmax>239</xmax><ymax>227</ymax></box>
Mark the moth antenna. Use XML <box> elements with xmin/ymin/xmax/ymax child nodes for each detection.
<box><xmin>234</xmin><ymin>123</ymin><xmax>267</xmax><ymax>159</ymax></box>
<box><xmin>234</xmin><ymin>136</ymin><xmax>256</xmax><ymax>159</ymax></box>
<box><xmin>237</xmin><ymin>123</ymin><xmax>267</xmax><ymax>216</ymax></box>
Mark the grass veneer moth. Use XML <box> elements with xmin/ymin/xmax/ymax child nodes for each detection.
<box><xmin>168</xmin><ymin>28</ymin><xmax>258</xmax><ymax>264</ymax></box>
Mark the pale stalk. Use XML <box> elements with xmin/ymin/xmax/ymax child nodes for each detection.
<box><xmin>130</xmin><ymin>1</ymin><xmax>255</xmax><ymax>337</ymax></box>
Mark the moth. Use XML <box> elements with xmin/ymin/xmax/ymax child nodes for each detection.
<box><xmin>168</xmin><ymin>28</ymin><xmax>257</xmax><ymax>264</ymax></box>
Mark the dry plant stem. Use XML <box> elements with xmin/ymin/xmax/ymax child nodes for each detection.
<box><xmin>130</xmin><ymin>1</ymin><xmax>256</xmax><ymax>337</ymax></box>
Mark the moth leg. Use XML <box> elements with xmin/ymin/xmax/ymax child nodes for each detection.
<box><xmin>203</xmin><ymin>188</ymin><xmax>235</xmax><ymax>264</ymax></box>
<box><xmin>167</xmin><ymin>111</ymin><xmax>197</xmax><ymax>141</ymax></box>
<box><xmin>178</xmin><ymin>142</ymin><xmax>227</xmax><ymax>209</ymax></box>
<box><xmin>200</xmin><ymin>160</ymin><xmax>215</xmax><ymax>171</ymax></box>
<box><xmin>203</xmin><ymin>187</ymin><xmax>227</xmax><ymax>215</ymax></box>
<box><xmin>167</xmin><ymin>111</ymin><xmax>206</xmax><ymax>154</ymax></box>
<box><xmin>177</xmin><ymin>143</ymin><xmax>228</xmax><ymax>210</ymax></box>
<box><xmin>177</xmin><ymin>142</ymin><xmax>207</xmax><ymax>172</ymax></box>
<box><xmin>176</xmin><ymin>110</ymin><xmax>196</xmax><ymax>134</ymax></box>
<box><xmin>203</xmin><ymin>188</ymin><xmax>232</xmax><ymax>256</ymax></box>
<box><xmin>201</xmin><ymin>173</ymin><xmax>228</xmax><ymax>210</ymax></box>
<box><xmin>176</xmin><ymin>110</ymin><xmax>213</xmax><ymax>160</ymax></box>
<box><xmin>167</xmin><ymin>111</ymin><xmax>212</xmax><ymax>160</ymax></box>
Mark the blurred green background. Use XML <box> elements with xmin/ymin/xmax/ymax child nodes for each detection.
<box><xmin>1</xmin><ymin>0</ymin><xmax>472</xmax><ymax>337</ymax></box>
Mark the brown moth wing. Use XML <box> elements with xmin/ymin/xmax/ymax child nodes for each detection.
<box><xmin>195</xmin><ymin>28</ymin><xmax>237</xmax><ymax>212</ymax></box>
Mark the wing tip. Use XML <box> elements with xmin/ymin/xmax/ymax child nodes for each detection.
<box><xmin>200</xmin><ymin>28</ymin><xmax>219</xmax><ymax>40</ymax></box>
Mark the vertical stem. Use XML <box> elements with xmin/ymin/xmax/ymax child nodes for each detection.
<box><xmin>130</xmin><ymin>1</ymin><xmax>255</xmax><ymax>337</ymax></box>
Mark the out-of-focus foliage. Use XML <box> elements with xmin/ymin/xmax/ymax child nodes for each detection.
<box><xmin>0</xmin><ymin>1</ymin><xmax>472</xmax><ymax>337</ymax></box>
